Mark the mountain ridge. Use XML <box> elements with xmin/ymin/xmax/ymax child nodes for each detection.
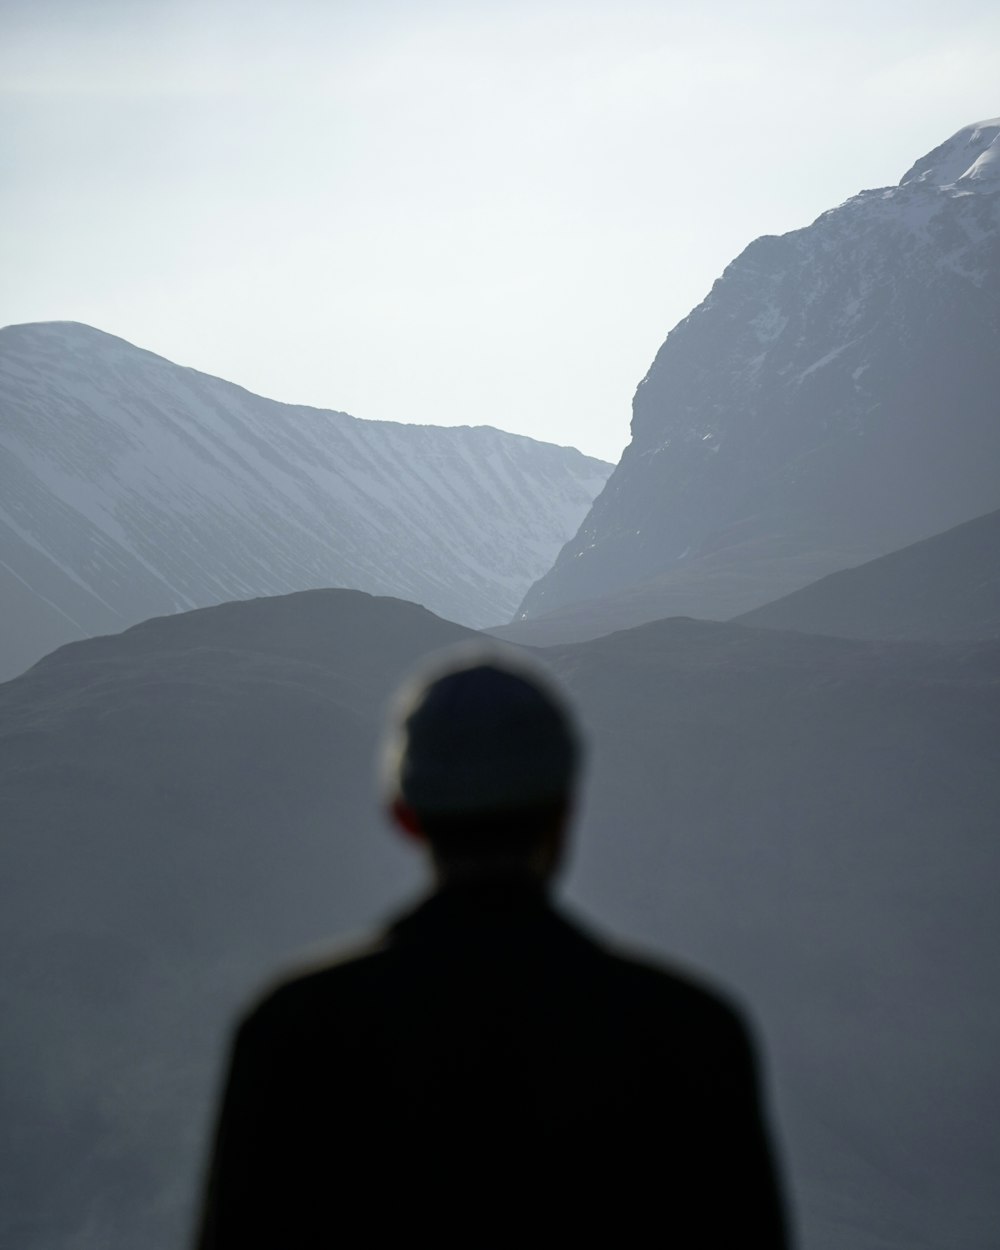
<box><xmin>0</xmin><ymin>321</ymin><xmax>612</xmax><ymax>680</ymax></box>
<box><xmin>735</xmin><ymin>506</ymin><xmax>1000</xmax><ymax>642</ymax></box>
<box><xmin>516</xmin><ymin>117</ymin><xmax>1000</xmax><ymax>633</ymax></box>
<box><xmin>2</xmin><ymin>588</ymin><xmax>999</xmax><ymax>1250</ymax></box>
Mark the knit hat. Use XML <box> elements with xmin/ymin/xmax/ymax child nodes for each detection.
<box><xmin>381</xmin><ymin>646</ymin><xmax>581</xmax><ymax>816</ymax></box>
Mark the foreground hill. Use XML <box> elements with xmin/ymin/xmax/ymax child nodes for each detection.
<box><xmin>2</xmin><ymin>590</ymin><xmax>998</xmax><ymax>1250</ymax></box>
<box><xmin>516</xmin><ymin>118</ymin><xmax>1000</xmax><ymax>635</ymax></box>
<box><xmin>737</xmin><ymin>507</ymin><xmax>1000</xmax><ymax>641</ymax></box>
<box><xmin>0</xmin><ymin>321</ymin><xmax>611</xmax><ymax>680</ymax></box>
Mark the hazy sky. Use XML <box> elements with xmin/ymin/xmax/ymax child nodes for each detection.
<box><xmin>2</xmin><ymin>0</ymin><xmax>997</xmax><ymax>462</ymax></box>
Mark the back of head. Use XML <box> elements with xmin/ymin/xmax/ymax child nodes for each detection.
<box><xmin>381</xmin><ymin>646</ymin><xmax>582</xmax><ymax>871</ymax></box>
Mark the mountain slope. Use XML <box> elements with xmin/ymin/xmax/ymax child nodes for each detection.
<box><xmin>0</xmin><ymin>321</ymin><xmax>611</xmax><ymax>679</ymax></box>
<box><xmin>516</xmin><ymin>118</ymin><xmax>1000</xmax><ymax>632</ymax></box>
<box><xmin>2</xmin><ymin>591</ymin><xmax>999</xmax><ymax>1250</ymax></box>
<box><xmin>736</xmin><ymin>507</ymin><xmax>1000</xmax><ymax>642</ymax></box>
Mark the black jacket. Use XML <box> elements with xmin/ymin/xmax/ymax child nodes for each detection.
<box><xmin>196</xmin><ymin>879</ymin><xmax>789</xmax><ymax>1246</ymax></box>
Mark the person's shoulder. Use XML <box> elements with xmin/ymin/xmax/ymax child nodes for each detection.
<box><xmin>569</xmin><ymin>912</ymin><xmax>753</xmax><ymax>1038</ymax></box>
<box><xmin>239</xmin><ymin>928</ymin><xmax>394</xmax><ymax>1036</ymax></box>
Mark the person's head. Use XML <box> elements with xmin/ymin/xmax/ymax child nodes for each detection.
<box><xmin>380</xmin><ymin>646</ymin><xmax>582</xmax><ymax>883</ymax></box>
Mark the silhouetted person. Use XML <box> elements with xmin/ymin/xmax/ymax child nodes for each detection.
<box><xmin>196</xmin><ymin>647</ymin><xmax>790</xmax><ymax>1246</ymax></box>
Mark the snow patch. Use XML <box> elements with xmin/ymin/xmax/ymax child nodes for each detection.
<box><xmin>899</xmin><ymin>118</ymin><xmax>1000</xmax><ymax>189</ymax></box>
<box><xmin>799</xmin><ymin>345</ymin><xmax>847</xmax><ymax>381</ymax></box>
<box><xmin>960</xmin><ymin>134</ymin><xmax>1000</xmax><ymax>188</ymax></box>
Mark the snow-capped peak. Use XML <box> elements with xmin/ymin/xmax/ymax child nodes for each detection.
<box><xmin>899</xmin><ymin>117</ymin><xmax>1000</xmax><ymax>189</ymax></box>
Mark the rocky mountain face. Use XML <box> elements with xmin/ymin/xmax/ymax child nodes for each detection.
<box><xmin>0</xmin><ymin>322</ymin><xmax>611</xmax><ymax>680</ymax></box>
<box><xmin>516</xmin><ymin>119</ymin><xmax>1000</xmax><ymax>635</ymax></box>
<box><xmin>2</xmin><ymin>590</ymin><xmax>999</xmax><ymax>1250</ymax></box>
<box><xmin>737</xmin><ymin>506</ymin><xmax>1000</xmax><ymax>642</ymax></box>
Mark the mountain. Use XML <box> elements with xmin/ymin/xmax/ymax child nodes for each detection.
<box><xmin>2</xmin><ymin>590</ymin><xmax>999</xmax><ymax>1250</ymax></box>
<box><xmin>515</xmin><ymin>118</ymin><xmax>1000</xmax><ymax>636</ymax></box>
<box><xmin>0</xmin><ymin>321</ymin><xmax>611</xmax><ymax>680</ymax></box>
<box><xmin>736</xmin><ymin>507</ymin><xmax>1000</xmax><ymax>642</ymax></box>
<box><xmin>0</xmin><ymin>591</ymin><xmax>470</xmax><ymax>1250</ymax></box>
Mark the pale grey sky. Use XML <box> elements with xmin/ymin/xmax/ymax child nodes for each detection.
<box><xmin>2</xmin><ymin>0</ymin><xmax>997</xmax><ymax>462</ymax></box>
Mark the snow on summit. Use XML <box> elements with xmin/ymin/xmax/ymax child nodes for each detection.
<box><xmin>900</xmin><ymin>117</ymin><xmax>1000</xmax><ymax>188</ymax></box>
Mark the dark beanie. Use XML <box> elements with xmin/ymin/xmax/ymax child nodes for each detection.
<box><xmin>381</xmin><ymin>647</ymin><xmax>581</xmax><ymax>816</ymax></box>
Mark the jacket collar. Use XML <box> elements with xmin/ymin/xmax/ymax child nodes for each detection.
<box><xmin>388</xmin><ymin>874</ymin><xmax>559</xmax><ymax>944</ymax></box>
